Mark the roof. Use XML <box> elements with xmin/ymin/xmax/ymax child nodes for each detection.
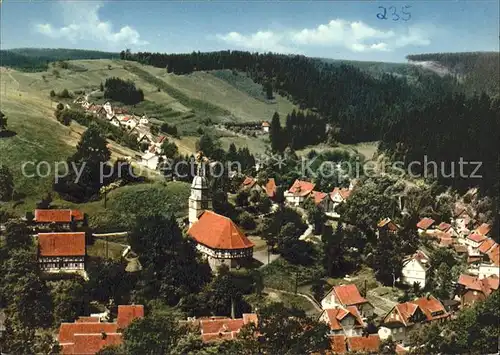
<box><xmin>394</xmin><ymin>302</ymin><xmax>419</xmax><ymax>326</ymax></box>
<box><xmin>188</xmin><ymin>210</ymin><xmax>254</xmax><ymax>250</ymax></box>
<box><xmin>331</xmin><ymin>187</ymin><xmax>351</xmax><ymax>201</ymax></box>
<box><xmin>264</xmin><ymin>178</ymin><xmax>277</xmax><ymax>198</ymax></box>
<box><xmin>417</xmin><ymin>217</ymin><xmax>435</xmax><ymax>230</ymax></box>
<box><xmin>331</xmin><ymin>284</ymin><xmax>369</xmax><ymax>306</ymax></box>
<box><xmin>71</xmin><ymin>333</ymin><xmax>122</xmax><ymax>355</ymax></box>
<box><xmin>478</xmin><ymin>239</ymin><xmax>497</xmax><ymax>254</ymax></box>
<box><xmin>476</xmin><ymin>223</ymin><xmax>491</xmax><ymax>236</ymax></box>
<box><xmin>412</xmin><ymin>296</ymin><xmax>449</xmax><ymax>322</ymax></box>
<box><xmin>117</xmin><ymin>305</ymin><xmax>144</xmax><ymax>329</ymax></box>
<box><xmin>242</xmin><ymin>176</ymin><xmax>257</xmax><ymax>189</ymax></box>
<box><xmin>458</xmin><ymin>274</ymin><xmax>499</xmax><ymax>296</ymax></box>
<box><xmin>34</xmin><ymin>209</ymin><xmax>84</xmax><ymax>223</ymax></box>
<box><xmin>311</xmin><ymin>191</ymin><xmax>328</xmax><ymax>205</ymax></box>
<box><xmin>322</xmin><ymin>307</ymin><xmax>364</xmax><ymax>331</ymax></box>
<box><xmin>261</xmin><ymin>121</ymin><xmax>270</xmax><ymax>127</ymax></box>
<box><xmin>288</xmin><ymin>179</ymin><xmax>315</xmax><ymax>197</ymax></box>
<box><xmin>329</xmin><ymin>335</ymin><xmax>347</xmax><ymax>354</ymax></box>
<box><xmin>199</xmin><ymin>313</ymin><xmax>257</xmax><ymax>343</ymax></box>
<box><xmin>38</xmin><ymin>232</ymin><xmax>86</xmax><ymax>257</ymax></box>
<box><xmin>59</xmin><ymin>323</ymin><xmax>119</xmax><ymax>345</ymax></box>
<box><xmin>454</xmin><ymin>244</ymin><xmax>468</xmax><ymax>253</ymax></box>
<box><xmin>346</xmin><ymin>335</ymin><xmax>381</xmax><ymax>353</ymax></box>
<box><xmin>487</xmin><ymin>246</ymin><xmax>500</xmax><ymax>266</ymax></box>
<box><xmin>467</xmin><ymin>233</ymin><xmax>487</xmax><ymax>243</ymax></box>
<box><xmin>404</xmin><ymin>250</ymin><xmax>430</xmax><ymax>269</ymax></box>
<box><xmin>437</xmin><ymin>222</ymin><xmax>452</xmax><ymax>232</ymax></box>
<box><xmin>76</xmin><ymin>317</ymin><xmax>100</xmax><ymax>323</ymax></box>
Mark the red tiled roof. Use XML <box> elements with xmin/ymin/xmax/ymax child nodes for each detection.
<box><xmin>487</xmin><ymin>246</ymin><xmax>500</xmax><ymax>266</ymax></box>
<box><xmin>35</xmin><ymin>209</ymin><xmax>71</xmax><ymax>223</ymax></box>
<box><xmin>261</xmin><ymin>121</ymin><xmax>270</xmax><ymax>127</ymax></box>
<box><xmin>117</xmin><ymin>305</ymin><xmax>144</xmax><ymax>329</ymax></box>
<box><xmin>478</xmin><ymin>239</ymin><xmax>497</xmax><ymax>254</ymax></box>
<box><xmin>329</xmin><ymin>335</ymin><xmax>347</xmax><ymax>354</ymax></box>
<box><xmin>439</xmin><ymin>236</ymin><xmax>454</xmax><ymax>247</ymax></box>
<box><xmin>437</xmin><ymin>222</ymin><xmax>452</xmax><ymax>232</ymax></box>
<box><xmin>76</xmin><ymin>317</ymin><xmax>100</xmax><ymax>323</ymax></box>
<box><xmin>59</xmin><ymin>323</ymin><xmax>119</xmax><ymax>345</ymax></box>
<box><xmin>72</xmin><ymin>333</ymin><xmax>122</xmax><ymax>355</ymax></box>
<box><xmin>311</xmin><ymin>191</ymin><xmax>328</xmax><ymax>205</ymax></box>
<box><xmin>417</xmin><ymin>217</ymin><xmax>435</xmax><ymax>230</ymax></box>
<box><xmin>468</xmin><ymin>256</ymin><xmax>482</xmax><ymax>264</ymax></box>
<box><xmin>377</xmin><ymin>218</ymin><xmax>399</xmax><ymax>231</ymax></box>
<box><xmin>476</xmin><ymin>223</ymin><xmax>491</xmax><ymax>236</ymax></box>
<box><xmin>393</xmin><ymin>302</ymin><xmax>419</xmax><ymax>327</ymax></box>
<box><xmin>454</xmin><ymin>244</ymin><xmax>468</xmax><ymax>254</ymax></box>
<box><xmin>288</xmin><ymin>179</ymin><xmax>315</xmax><ymax>197</ymax></box>
<box><xmin>38</xmin><ymin>232</ymin><xmax>86</xmax><ymax>257</ymax></box>
<box><xmin>396</xmin><ymin>344</ymin><xmax>408</xmax><ymax>354</ymax></box>
<box><xmin>188</xmin><ymin>211</ymin><xmax>254</xmax><ymax>250</ymax></box>
<box><xmin>199</xmin><ymin>313</ymin><xmax>257</xmax><ymax>343</ymax></box>
<box><xmin>458</xmin><ymin>274</ymin><xmax>499</xmax><ymax>296</ymax></box>
<box><xmin>346</xmin><ymin>335</ymin><xmax>381</xmax><ymax>353</ymax></box>
<box><xmin>332</xmin><ymin>284</ymin><xmax>369</xmax><ymax>306</ymax></box>
<box><xmin>412</xmin><ymin>296</ymin><xmax>449</xmax><ymax>322</ymax></box>
<box><xmin>331</xmin><ymin>187</ymin><xmax>351</xmax><ymax>201</ymax></box>
<box><xmin>264</xmin><ymin>178</ymin><xmax>277</xmax><ymax>198</ymax></box>
<box><xmin>71</xmin><ymin>210</ymin><xmax>85</xmax><ymax>221</ymax></box>
<box><xmin>467</xmin><ymin>233</ymin><xmax>487</xmax><ymax>243</ymax></box>
<box><xmin>242</xmin><ymin>176</ymin><xmax>257</xmax><ymax>189</ymax></box>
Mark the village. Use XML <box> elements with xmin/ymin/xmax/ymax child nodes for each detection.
<box><xmin>0</xmin><ymin>145</ymin><xmax>497</xmax><ymax>354</ymax></box>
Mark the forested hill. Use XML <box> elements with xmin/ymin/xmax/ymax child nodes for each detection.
<box><xmin>0</xmin><ymin>48</ymin><xmax>118</xmax><ymax>71</ymax></box>
<box><xmin>407</xmin><ymin>52</ymin><xmax>500</xmax><ymax>97</ymax></box>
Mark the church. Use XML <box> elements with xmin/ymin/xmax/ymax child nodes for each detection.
<box><xmin>187</xmin><ymin>153</ymin><xmax>254</xmax><ymax>271</ymax></box>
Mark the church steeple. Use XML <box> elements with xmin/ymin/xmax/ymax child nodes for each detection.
<box><xmin>188</xmin><ymin>152</ymin><xmax>211</xmax><ymax>227</ymax></box>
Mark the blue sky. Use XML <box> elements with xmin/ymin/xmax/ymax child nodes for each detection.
<box><xmin>1</xmin><ymin>1</ymin><xmax>498</xmax><ymax>62</ymax></box>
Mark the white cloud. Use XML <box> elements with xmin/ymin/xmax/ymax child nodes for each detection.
<box><xmin>216</xmin><ymin>19</ymin><xmax>430</xmax><ymax>54</ymax></box>
<box><xmin>34</xmin><ymin>1</ymin><xmax>148</xmax><ymax>48</ymax></box>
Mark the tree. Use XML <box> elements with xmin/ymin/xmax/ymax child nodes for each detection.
<box><xmin>0</xmin><ymin>165</ymin><xmax>14</xmax><ymax>201</ymax></box>
<box><xmin>265</xmin><ymin>80</ymin><xmax>273</xmax><ymax>100</ymax></box>
<box><xmin>49</xmin><ymin>90</ymin><xmax>56</xmax><ymax>98</ymax></box>
<box><xmin>0</xmin><ymin>110</ymin><xmax>7</xmax><ymax>131</ymax></box>
<box><xmin>195</xmin><ymin>134</ymin><xmax>221</xmax><ymax>159</ymax></box>
<box><xmin>269</xmin><ymin>112</ymin><xmax>283</xmax><ymax>152</ymax></box>
<box><xmin>235</xmin><ymin>190</ymin><xmax>250</xmax><ymax>207</ymax></box>
<box><xmin>255</xmin><ymin>303</ymin><xmax>330</xmax><ymax>354</ymax></box>
<box><xmin>123</xmin><ymin>315</ymin><xmax>185</xmax><ymax>355</ymax></box>
<box><xmin>100</xmin><ymin>82</ymin><xmax>104</xmax><ymax>92</ymax></box>
<box><xmin>161</xmin><ymin>139</ymin><xmax>178</xmax><ymax>159</ymax></box>
<box><xmin>379</xmin><ymin>336</ymin><xmax>397</xmax><ymax>354</ymax></box>
<box><xmin>86</xmin><ymin>258</ymin><xmax>132</xmax><ymax>305</ymax></box>
<box><xmin>372</xmin><ymin>227</ymin><xmax>404</xmax><ymax>286</ymax></box>
<box><xmin>128</xmin><ymin>214</ymin><xmax>211</xmax><ymax>304</ymax></box>
<box><xmin>50</xmin><ymin>279</ymin><xmax>86</xmax><ymax>324</ymax></box>
<box><xmin>3</xmin><ymin>220</ymin><xmax>33</xmax><ymax>251</ymax></box>
<box><xmin>56</xmin><ymin>102</ymin><xmax>64</xmax><ymax>110</ymax></box>
<box><xmin>239</xmin><ymin>211</ymin><xmax>256</xmax><ymax>230</ymax></box>
<box><xmin>434</xmin><ymin>263</ymin><xmax>454</xmax><ymax>299</ymax></box>
<box><xmin>59</xmin><ymin>88</ymin><xmax>70</xmax><ymax>98</ymax></box>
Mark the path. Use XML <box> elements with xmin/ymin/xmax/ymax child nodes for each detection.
<box><xmin>264</xmin><ymin>287</ymin><xmax>322</xmax><ymax>313</ymax></box>
<box><xmin>253</xmin><ymin>248</ymin><xmax>280</xmax><ymax>268</ymax></box>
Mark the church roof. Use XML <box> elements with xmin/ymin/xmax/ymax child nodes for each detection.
<box><xmin>188</xmin><ymin>211</ymin><xmax>254</xmax><ymax>250</ymax></box>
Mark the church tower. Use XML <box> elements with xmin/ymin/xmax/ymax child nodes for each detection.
<box><xmin>189</xmin><ymin>152</ymin><xmax>211</xmax><ymax>226</ymax></box>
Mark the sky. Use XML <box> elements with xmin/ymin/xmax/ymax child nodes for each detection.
<box><xmin>0</xmin><ymin>0</ymin><xmax>498</xmax><ymax>62</ymax></box>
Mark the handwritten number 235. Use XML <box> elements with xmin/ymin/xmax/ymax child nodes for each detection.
<box><xmin>377</xmin><ymin>5</ymin><xmax>411</xmax><ymax>21</ymax></box>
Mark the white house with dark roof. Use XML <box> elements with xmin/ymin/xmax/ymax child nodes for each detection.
<box><xmin>401</xmin><ymin>250</ymin><xmax>430</xmax><ymax>288</ymax></box>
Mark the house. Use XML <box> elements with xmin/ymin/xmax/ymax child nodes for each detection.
<box><xmin>38</xmin><ymin>232</ymin><xmax>86</xmax><ymax>274</ymax></box>
<box><xmin>382</xmin><ymin>295</ymin><xmax>449</xmax><ymax>344</ymax></box>
<box><xmin>189</xmin><ymin>211</ymin><xmax>254</xmax><ymax>271</ymax></box>
<box><xmin>284</xmin><ymin>179</ymin><xmax>315</xmax><ymax>206</ymax></box>
<box><xmin>478</xmin><ymin>245</ymin><xmax>500</xmax><ymax>278</ymax></box>
<box><xmin>452</xmin><ymin>205</ymin><xmax>474</xmax><ymax>237</ymax></box>
<box><xmin>261</xmin><ymin>121</ymin><xmax>270</xmax><ymax>133</ymax></box>
<box><xmin>110</xmin><ymin>116</ymin><xmax>121</xmax><ymax>127</ymax></box>
<box><xmin>311</xmin><ymin>191</ymin><xmax>331</xmax><ymax>211</ymax></box>
<box><xmin>137</xmin><ymin>133</ymin><xmax>154</xmax><ymax>146</ymax></box>
<box><xmin>186</xmin><ymin>314</ymin><xmax>258</xmax><ymax>343</ymax></box>
<box><xmin>139</xmin><ymin>115</ymin><xmax>149</xmax><ymax>125</ymax></box>
<box><xmin>401</xmin><ymin>250</ymin><xmax>430</xmax><ymax>289</ymax></box>
<box><xmin>328</xmin><ymin>334</ymin><xmax>382</xmax><ymax>354</ymax></box>
<box><xmin>465</xmin><ymin>232</ymin><xmax>487</xmax><ymax>249</ymax></box>
<box><xmin>103</xmin><ymin>101</ymin><xmax>113</xmax><ymax>116</ymax></box>
<box><xmin>321</xmin><ymin>284</ymin><xmax>374</xmax><ymax>318</ymax></box>
<box><xmin>456</xmin><ymin>274</ymin><xmax>499</xmax><ymax>307</ymax></box>
<box><xmin>81</xmin><ymin>101</ymin><xmax>92</xmax><ymax>110</ymax></box>
<box><xmin>140</xmin><ymin>152</ymin><xmax>159</xmax><ymax>170</ymax></box>
<box><xmin>58</xmin><ymin>305</ymin><xmax>144</xmax><ymax>354</ymax></box>
<box><xmin>328</xmin><ymin>187</ymin><xmax>351</xmax><ymax>218</ymax></box>
<box><xmin>319</xmin><ymin>306</ymin><xmax>365</xmax><ymax>336</ymax></box>
<box><xmin>436</xmin><ymin>222</ymin><xmax>458</xmax><ymax>237</ymax></box>
<box><xmin>33</xmin><ymin>209</ymin><xmax>84</xmax><ymax>230</ymax></box>
<box><xmin>74</xmin><ymin>96</ymin><xmax>86</xmax><ymax>105</ymax></box>
<box><xmin>119</xmin><ymin>116</ymin><xmax>138</xmax><ymax>130</ymax></box>
<box><xmin>416</xmin><ymin>217</ymin><xmax>435</xmax><ymax>235</ymax></box>
<box><xmin>377</xmin><ymin>218</ymin><xmax>400</xmax><ymax>238</ymax></box>
<box><xmin>241</xmin><ymin>177</ymin><xmax>277</xmax><ymax>200</ymax></box>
